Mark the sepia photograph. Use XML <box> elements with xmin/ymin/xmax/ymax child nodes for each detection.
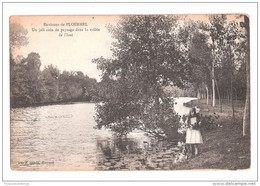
<box><xmin>10</xmin><ymin>14</ymin><xmax>250</xmax><ymax>172</ymax></box>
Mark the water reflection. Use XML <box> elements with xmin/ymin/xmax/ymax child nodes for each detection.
<box><xmin>96</xmin><ymin>135</ymin><xmax>186</xmax><ymax>170</ymax></box>
<box><xmin>95</xmin><ymin>97</ymin><xmax>197</xmax><ymax>170</ymax></box>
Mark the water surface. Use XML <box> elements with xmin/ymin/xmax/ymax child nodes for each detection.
<box><xmin>10</xmin><ymin>97</ymin><xmax>196</xmax><ymax>170</ymax></box>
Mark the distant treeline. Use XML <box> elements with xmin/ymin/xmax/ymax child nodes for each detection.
<box><xmin>10</xmin><ymin>52</ymin><xmax>99</xmax><ymax>108</ymax></box>
<box><xmin>163</xmin><ymin>86</ymin><xmax>197</xmax><ymax>98</ymax></box>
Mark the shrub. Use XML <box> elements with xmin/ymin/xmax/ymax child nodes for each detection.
<box><xmin>200</xmin><ymin>113</ymin><xmax>220</xmax><ymax>131</ymax></box>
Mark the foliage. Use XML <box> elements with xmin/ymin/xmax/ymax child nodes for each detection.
<box><xmin>92</xmin><ymin>15</ymin><xmax>248</xmax><ymax>138</ymax></box>
<box><xmin>179</xmin><ymin>113</ymin><xmax>220</xmax><ymax>133</ymax></box>
<box><xmin>10</xmin><ymin>23</ymin><xmax>29</xmax><ymax>49</ymax></box>
<box><xmin>10</xmin><ymin>23</ymin><xmax>98</xmax><ymax>108</ymax></box>
<box><xmin>39</xmin><ymin>65</ymin><xmax>60</xmax><ymax>103</ymax></box>
<box><xmin>93</xmin><ymin>15</ymin><xmax>190</xmax><ymax>138</ymax></box>
<box><xmin>181</xmin><ymin>16</ymin><xmax>247</xmax><ymax>101</ymax></box>
<box><xmin>163</xmin><ymin>86</ymin><xmax>197</xmax><ymax>97</ymax></box>
<box><xmin>10</xmin><ymin>17</ymin><xmax>248</xmax><ymax>139</ymax></box>
<box><xmin>10</xmin><ymin>53</ymin><xmax>98</xmax><ymax>107</ymax></box>
<box><xmin>200</xmin><ymin>113</ymin><xmax>220</xmax><ymax>132</ymax></box>
<box><xmin>188</xmin><ymin>31</ymin><xmax>212</xmax><ymax>93</ymax></box>
<box><xmin>10</xmin><ymin>52</ymin><xmax>41</xmax><ymax>107</ymax></box>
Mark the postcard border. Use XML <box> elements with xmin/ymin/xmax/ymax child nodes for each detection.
<box><xmin>2</xmin><ymin>1</ymin><xmax>258</xmax><ymax>183</ymax></box>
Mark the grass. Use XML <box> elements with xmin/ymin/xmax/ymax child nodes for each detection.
<box><xmin>174</xmin><ymin>98</ymin><xmax>250</xmax><ymax>170</ymax></box>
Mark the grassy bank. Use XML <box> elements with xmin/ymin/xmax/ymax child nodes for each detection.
<box><xmin>174</xmin><ymin>99</ymin><xmax>250</xmax><ymax>170</ymax></box>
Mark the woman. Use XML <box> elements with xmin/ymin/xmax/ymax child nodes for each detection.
<box><xmin>186</xmin><ymin>107</ymin><xmax>203</xmax><ymax>156</ymax></box>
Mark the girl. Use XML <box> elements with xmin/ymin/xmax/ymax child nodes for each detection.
<box><xmin>186</xmin><ymin>107</ymin><xmax>203</xmax><ymax>156</ymax></box>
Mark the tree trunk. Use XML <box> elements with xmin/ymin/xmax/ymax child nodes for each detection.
<box><xmin>235</xmin><ymin>90</ymin><xmax>238</xmax><ymax>103</ymax></box>
<box><xmin>231</xmin><ymin>74</ymin><xmax>235</xmax><ymax>124</ymax></box>
<box><xmin>206</xmin><ymin>86</ymin><xmax>209</xmax><ymax>105</ymax></box>
<box><xmin>197</xmin><ymin>90</ymin><xmax>201</xmax><ymax>100</ymax></box>
<box><xmin>234</xmin><ymin>87</ymin><xmax>238</xmax><ymax>103</ymax></box>
<box><xmin>155</xmin><ymin>85</ymin><xmax>160</xmax><ymax>126</ymax></box>
<box><xmin>206</xmin><ymin>86</ymin><xmax>209</xmax><ymax>111</ymax></box>
<box><xmin>212</xmin><ymin>67</ymin><xmax>216</xmax><ymax>107</ymax></box>
<box><xmin>207</xmin><ymin>66</ymin><xmax>222</xmax><ymax>112</ymax></box>
<box><xmin>227</xmin><ymin>88</ymin><xmax>230</xmax><ymax>101</ymax></box>
<box><xmin>214</xmin><ymin>76</ymin><xmax>222</xmax><ymax>112</ymax></box>
<box><xmin>212</xmin><ymin>38</ymin><xmax>216</xmax><ymax>107</ymax></box>
<box><xmin>243</xmin><ymin>15</ymin><xmax>250</xmax><ymax>136</ymax></box>
<box><xmin>229</xmin><ymin>44</ymin><xmax>235</xmax><ymax>124</ymax></box>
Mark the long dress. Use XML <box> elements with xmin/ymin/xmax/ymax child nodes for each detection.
<box><xmin>186</xmin><ymin>117</ymin><xmax>203</xmax><ymax>144</ymax></box>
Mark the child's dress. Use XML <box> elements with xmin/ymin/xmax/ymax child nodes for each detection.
<box><xmin>186</xmin><ymin>116</ymin><xmax>203</xmax><ymax>144</ymax></box>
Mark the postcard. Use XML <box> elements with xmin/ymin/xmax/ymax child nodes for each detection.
<box><xmin>10</xmin><ymin>14</ymin><xmax>250</xmax><ymax>171</ymax></box>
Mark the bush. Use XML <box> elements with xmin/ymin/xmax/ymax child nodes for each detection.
<box><xmin>178</xmin><ymin>113</ymin><xmax>220</xmax><ymax>134</ymax></box>
<box><xmin>200</xmin><ymin>113</ymin><xmax>220</xmax><ymax>131</ymax></box>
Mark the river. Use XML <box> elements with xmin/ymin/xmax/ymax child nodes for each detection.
<box><xmin>10</xmin><ymin>97</ymin><xmax>197</xmax><ymax>171</ymax></box>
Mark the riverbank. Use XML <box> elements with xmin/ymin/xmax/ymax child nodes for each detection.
<box><xmin>11</xmin><ymin>100</ymin><xmax>96</xmax><ymax>109</ymax></box>
<box><xmin>174</xmin><ymin>99</ymin><xmax>250</xmax><ymax>170</ymax></box>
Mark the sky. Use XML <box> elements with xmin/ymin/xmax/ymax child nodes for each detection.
<box><xmin>10</xmin><ymin>15</ymin><xmax>242</xmax><ymax>82</ymax></box>
<box><xmin>11</xmin><ymin>15</ymin><xmax>119</xmax><ymax>81</ymax></box>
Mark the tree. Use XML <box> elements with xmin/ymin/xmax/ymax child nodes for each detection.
<box><xmin>207</xmin><ymin>15</ymin><xmax>227</xmax><ymax>107</ymax></box>
<box><xmin>10</xmin><ymin>23</ymin><xmax>29</xmax><ymax>107</ymax></box>
<box><xmin>10</xmin><ymin>52</ymin><xmax>42</xmax><ymax>107</ymax></box>
<box><xmin>57</xmin><ymin>70</ymin><xmax>95</xmax><ymax>102</ymax></box>
<box><xmin>221</xmin><ymin>20</ymin><xmax>244</xmax><ymax>123</ymax></box>
<box><xmin>93</xmin><ymin>16</ymin><xmax>189</xmax><ymax>138</ymax></box>
<box><xmin>10</xmin><ymin>23</ymin><xmax>29</xmax><ymax>50</ymax></box>
<box><xmin>9</xmin><ymin>23</ymin><xmax>98</xmax><ymax>107</ymax></box>
<box><xmin>188</xmin><ymin>31</ymin><xmax>212</xmax><ymax>106</ymax></box>
<box><xmin>242</xmin><ymin>15</ymin><xmax>250</xmax><ymax>136</ymax></box>
<box><xmin>39</xmin><ymin>65</ymin><xmax>60</xmax><ymax>103</ymax></box>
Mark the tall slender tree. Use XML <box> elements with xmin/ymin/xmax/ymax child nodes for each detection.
<box><xmin>242</xmin><ymin>15</ymin><xmax>250</xmax><ymax>136</ymax></box>
<box><xmin>207</xmin><ymin>15</ymin><xmax>227</xmax><ymax>107</ymax></box>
